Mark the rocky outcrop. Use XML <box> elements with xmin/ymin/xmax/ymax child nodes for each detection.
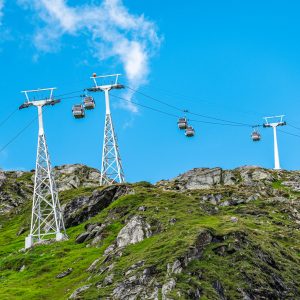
<box><xmin>162</xmin><ymin>278</ymin><xmax>176</xmax><ymax>300</ymax></box>
<box><xmin>0</xmin><ymin>164</ymin><xmax>104</xmax><ymax>216</ymax></box>
<box><xmin>0</xmin><ymin>172</ymin><xmax>33</xmax><ymax>215</ymax></box>
<box><xmin>170</xmin><ymin>167</ymin><xmax>222</xmax><ymax>190</ymax></box>
<box><xmin>112</xmin><ymin>266</ymin><xmax>160</xmax><ymax>300</ymax></box>
<box><xmin>116</xmin><ymin>215</ymin><xmax>152</xmax><ymax>248</ymax></box>
<box><xmin>156</xmin><ymin>166</ymin><xmax>278</xmax><ymax>191</ymax></box>
<box><xmin>53</xmin><ymin>164</ymin><xmax>101</xmax><ymax>192</ymax></box>
<box><xmin>63</xmin><ymin>185</ymin><xmax>131</xmax><ymax>228</ymax></box>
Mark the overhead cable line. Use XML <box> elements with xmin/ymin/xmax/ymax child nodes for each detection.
<box><xmin>278</xmin><ymin>129</ymin><xmax>300</xmax><ymax>138</ymax></box>
<box><xmin>125</xmin><ymin>86</ymin><xmax>254</xmax><ymax>127</ymax></box>
<box><xmin>55</xmin><ymin>89</ymin><xmax>85</xmax><ymax>98</ymax></box>
<box><xmin>110</xmin><ymin>94</ymin><xmax>250</xmax><ymax>127</ymax></box>
<box><xmin>0</xmin><ymin>116</ymin><xmax>38</xmax><ymax>154</ymax></box>
<box><xmin>0</xmin><ymin>108</ymin><xmax>19</xmax><ymax>128</ymax></box>
<box><xmin>288</xmin><ymin>123</ymin><xmax>300</xmax><ymax>131</ymax></box>
<box><xmin>134</xmin><ymin>84</ymin><xmax>266</xmax><ymax>118</ymax></box>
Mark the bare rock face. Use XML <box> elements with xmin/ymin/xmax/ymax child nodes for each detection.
<box><xmin>116</xmin><ymin>215</ymin><xmax>152</xmax><ymax>248</ymax></box>
<box><xmin>63</xmin><ymin>185</ymin><xmax>131</xmax><ymax>228</ymax></box>
<box><xmin>237</xmin><ymin>166</ymin><xmax>274</xmax><ymax>184</ymax></box>
<box><xmin>53</xmin><ymin>164</ymin><xmax>101</xmax><ymax>192</ymax></box>
<box><xmin>0</xmin><ymin>171</ymin><xmax>7</xmax><ymax>188</ymax></box>
<box><xmin>172</xmin><ymin>167</ymin><xmax>222</xmax><ymax>190</ymax></box>
<box><xmin>112</xmin><ymin>266</ymin><xmax>159</xmax><ymax>300</ymax></box>
<box><xmin>0</xmin><ymin>164</ymin><xmax>103</xmax><ymax>216</ymax></box>
<box><xmin>157</xmin><ymin>166</ymin><xmax>277</xmax><ymax>191</ymax></box>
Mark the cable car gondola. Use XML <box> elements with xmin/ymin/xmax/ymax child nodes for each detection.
<box><xmin>177</xmin><ymin>117</ymin><xmax>187</xmax><ymax>129</ymax></box>
<box><xmin>83</xmin><ymin>96</ymin><xmax>95</xmax><ymax>110</ymax></box>
<box><xmin>185</xmin><ymin>126</ymin><xmax>195</xmax><ymax>137</ymax></box>
<box><xmin>72</xmin><ymin>104</ymin><xmax>85</xmax><ymax>119</ymax></box>
<box><xmin>251</xmin><ymin>130</ymin><xmax>261</xmax><ymax>142</ymax></box>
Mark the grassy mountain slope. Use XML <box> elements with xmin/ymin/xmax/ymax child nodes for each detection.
<box><xmin>0</xmin><ymin>166</ymin><xmax>300</xmax><ymax>299</ymax></box>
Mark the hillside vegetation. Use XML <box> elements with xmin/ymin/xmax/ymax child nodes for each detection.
<box><xmin>0</xmin><ymin>165</ymin><xmax>300</xmax><ymax>299</ymax></box>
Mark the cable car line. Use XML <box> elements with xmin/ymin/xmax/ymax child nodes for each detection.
<box><xmin>0</xmin><ymin>116</ymin><xmax>38</xmax><ymax>154</ymax></box>
<box><xmin>55</xmin><ymin>89</ymin><xmax>85</xmax><ymax>98</ymax></box>
<box><xmin>125</xmin><ymin>86</ymin><xmax>254</xmax><ymax>127</ymax></box>
<box><xmin>288</xmin><ymin>123</ymin><xmax>300</xmax><ymax>131</ymax></box>
<box><xmin>20</xmin><ymin>86</ymin><xmax>258</xmax><ymax>128</ymax></box>
<box><xmin>110</xmin><ymin>94</ymin><xmax>180</xmax><ymax>119</ymax></box>
<box><xmin>0</xmin><ymin>108</ymin><xmax>19</xmax><ymax>129</ymax></box>
<box><xmin>133</xmin><ymin>84</ymin><xmax>267</xmax><ymax>118</ymax></box>
<box><xmin>278</xmin><ymin>129</ymin><xmax>300</xmax><ymax>138</ymax></box>
<box><xmin>110</xmin><ymin>94</ymin><xmax>253</xmax><ymax>127</ymax></box>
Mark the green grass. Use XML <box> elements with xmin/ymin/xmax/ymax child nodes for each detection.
<box><xmin>0</xmin><ymin>184</ymin><xmax>300</xmax><ymax>299</ymax></box>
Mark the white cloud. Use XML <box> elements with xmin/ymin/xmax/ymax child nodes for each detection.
<box><xmin>0</xmin><ymin>0</ymin><xmax>4</xmax><ymax>25</ymax></box>
<box><xmin>18</xmin><ymin>0</ymin><xmax>161</xmax><ymax>112</ymax></box>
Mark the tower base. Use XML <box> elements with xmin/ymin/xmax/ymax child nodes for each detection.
<box><xmin>56</xmin><ymin>232</ymin><xmax>65</xmax><ymax>241</ymax></box>
<box><xmin>25</xmin><ymin>235</ymin><xmax>34</xmax><ymax>249</ymax></box>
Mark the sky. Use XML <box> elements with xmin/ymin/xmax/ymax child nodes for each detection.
<box><xmin>0</xmin><ymin>0</ymin><xmax>300</xmax><ymax>183</ymax></box>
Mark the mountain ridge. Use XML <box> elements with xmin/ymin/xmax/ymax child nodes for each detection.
<box><xmin>0</xmin><ymin>164</ymin><xmax>300</xmax><ymax>299</ymax></box>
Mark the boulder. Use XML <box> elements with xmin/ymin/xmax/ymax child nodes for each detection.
<box><xmin>56</xmin><ymin>268</ymin><xmax>73</xmax><ymax>279</ymax></box>
<box><xmin>116</xmin><ymin>216</ymin><xmax>152</xmax><ymax>248</ymax></box>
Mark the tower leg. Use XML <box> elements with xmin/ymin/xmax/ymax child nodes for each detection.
<box><xmin>25</xmin><ymin>131</ymin><xmax>66</xmax><ymax>248</ymax></box>
<box><xmin>100</xmin><ymin>113</ymin><xmax>125</xmax><ymax>185</ymax></box>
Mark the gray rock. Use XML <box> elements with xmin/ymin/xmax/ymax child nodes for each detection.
<box><xmin>17</xmin><ymin>227</ymin><xmax>26</xmax><ymax>236</ymax></box>
<box><xmin>223</xmin><ymin>170</ymin><xmax>237</xmax><ymax>185</ymax></box>
<box><xmin>138</xmin><ymin>206</ymin><xmax>147</xmax><ymax>211</ymax></box>
<box><xmin>104</xmin><ymin>244</ymin><xmax>116</xmax><ymax>255</ymax></box>
<box><xmin>169</xmin><ymin>218</ymin><xmax>177</xmax><ymax>225</ymax></box>
<box><xmin>173</xmin><ymin>167</ymin><xmax>222</xmax><ymax>190</ymax></box>
<box><xmin>116</xmin><ymin>216</ymin><xmax>152</xmax><ymax>248</ymax></box>
<box><xmin>69</xmin><ymin>284</ymin><xmax>91</xmax><ymax>299</ymax></box>
<box><xmin>162</xmin><ymin>278</ymin><xmax>176</xmax><ymax>300</ymax></box>
<box><xmin>237</xmin><ymin>166</ymin><xmax>274</xmax><ymax>183</ymax></box>
<box><xmin>56</xmin><ymin>268</ymin><xmax>73</xmax><ymax>279</ymax></box>
<box><xmin>19</xmin><ymin>265</ymin><xmax>25</xmax><ymax>272</ymax></box>
<box><xmin>230</xmin><ymin>216</ymin><xmax>239</xmax><ymax>223</ymax></box>
<box><xmin>75</xmin><ymin>232</ymin><xmax>90</xmax><ymax>244</ymax></box>
<box><xmin>282</xmin><ymin>181</ymin><xmax>300</xmax><ymax>192</ymax></box>
<box><xmin>87</xmin><ymin>258</ymin><xmax>100</xmax><ymax>272</ymax></box>
<box><xmin>167</xmin><ymin>259</ymin><xmax>182</xmax><ymax>275</ymax></box>
<box><xmin>213</xmin><ymin>280</ymin><xmax>226</xmax><ymax>300</ymax></box>
<box><xmin>103</xmin><ymin>273</ymin><xmax>114</xmax><ymax>285</ymax></box>
<box><xmin>112</xmin><ymin>266</ymin><xmax>159</xmax><ymax>300</ymax></box>
<box><xmin>63</xmin><ymin>185</ymin><xmax>131</xmax><ymax>228</ymax></box>
<box><xmin>53</xmin><ymin>164</ymin><xmax>102</xmax><ymax>192</ymax></box>
<box><xmin>125</xmin><ymin>260</ymin><xmax>145</xmax><ymax>276</ymax></box>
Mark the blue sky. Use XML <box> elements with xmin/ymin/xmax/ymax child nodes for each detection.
<box><xmin>0</xmin><ymin>0</ymin><xmax>300</xmax><ymax>182</ymax></box>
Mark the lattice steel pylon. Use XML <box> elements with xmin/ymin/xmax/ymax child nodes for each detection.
<box><xmin>20</xmin><ymin>88</ymin><xmax>67</xmax><ymax>249</ymax></box>
<box><xmin>87</xmin><ymin>74</ymin><xmax>125</xmax><ymax>185</ymax></box>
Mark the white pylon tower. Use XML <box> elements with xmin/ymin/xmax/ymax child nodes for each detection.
<box><xmin>263</xmin><ymin>115</ymin><xmax>286</xmax><ymax>170</ymax></box>
<box><xmin>87</xmin><ymin>74</ymin><xmax>125</xmax><ymax>186</ymax></box>
<box><xmin>20</xmin><ymin>88</ymin><xmax>67</xmax><ymax>249</ymax></box>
